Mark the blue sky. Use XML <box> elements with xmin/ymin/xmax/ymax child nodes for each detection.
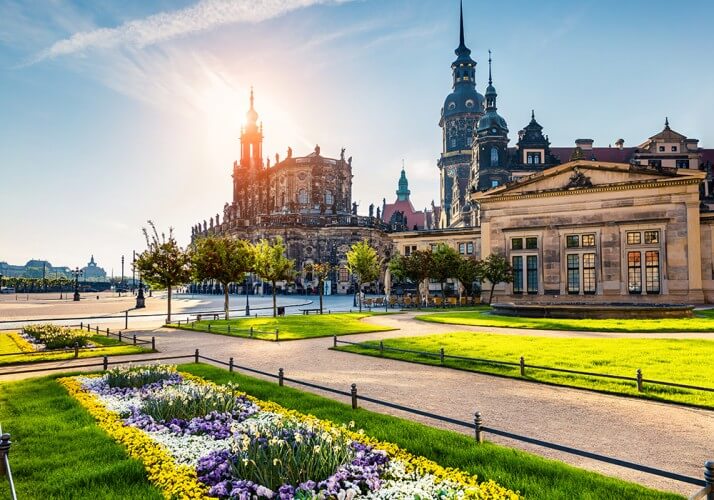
<box><xmin>1</xmin><ymin>0</ymin><xmax>713</xmax><ymax>273</ymax></box>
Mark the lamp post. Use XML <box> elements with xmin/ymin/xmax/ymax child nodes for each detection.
<box><xmin>136</xmin><ymin>269</ymin><xmax>145</xmax><ymax>309</ymax></box>
<box><xmin>132</xmin><ymin>250</ymin><xmax>136</xmax><ymax>293</ymax></box>
<box><xmin>71</xmin><ymin>267</ymin><xmax>83</xmax><ymax>302</ymax></box>
<box><xmin>244</xmin><ymin>273</ymin><xmax>251</xmax><ymax>316</ymax></box>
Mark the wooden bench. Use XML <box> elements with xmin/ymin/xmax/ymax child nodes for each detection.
<box><xmin>300</xmin><ymin>308</ymin><xmax>322</xmax><ymax>315</ymax></box>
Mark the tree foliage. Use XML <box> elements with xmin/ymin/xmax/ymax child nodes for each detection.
<box><xmin>253</xmin><ymin>237</ymin><xmax>295</xmax><ymax>317</ymax></box>
<box><xmin>476</xmin><ymin>253</ymin><xmax>514</xmax><ymax>305</ymax></box>
<box><xmin>191</xmin><ymin>235</ymin><xmax>254</xmax><ymax>319</ymax></box>
<box><xmin>430</xmin><ymin>243</ymin><xmax>462</xmax><ymax>304</ymax></box>
<box><xmin>135</xmin><ymin>221</ymin><xmax>191</xmax><ymax>322</ymax></box>
<box><xmin>457</xmin><ymin>256</ymin><xmax>481</xmax><ymax>296</ymax></box>
<box><xmin>346</xmin><ymin>240</ymin><xmax>380</xmax><ymax>312</ymax></box>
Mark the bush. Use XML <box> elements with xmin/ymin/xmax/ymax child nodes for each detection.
<box><xmin>22</xmin><ymin>324</ymin><xmax>92</xmax><ymax>349</ymax></box>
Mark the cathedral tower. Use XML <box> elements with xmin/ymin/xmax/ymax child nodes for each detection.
<box><xmin>438</xmin><ymin>1</ymin><xmax>484</xmax><ymax>227</ymax></box>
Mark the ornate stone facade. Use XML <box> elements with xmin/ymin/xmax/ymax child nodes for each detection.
<box><xmin>192</xmin><ymin>91</ymin><xmax>393</xmax><ymax>294</ymax></box>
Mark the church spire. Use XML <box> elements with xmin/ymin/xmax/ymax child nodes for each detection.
<box><xmin>396</xmin><ymin>163</ymin><xmax>411</xmax><ymax>201</ymax></box>
<box><xmin>488</xmin><ymin>49</ymin><xmax>492</xmax><ymax>85</ymax></box>
<box><xmin>458</xmin><ymin>0</ymin><xmax>465</xmax><ymax>49</ymax></box>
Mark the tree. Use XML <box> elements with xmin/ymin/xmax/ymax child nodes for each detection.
<box><xmin>389</xmin><ymin>250</ymin><xmax>434</xmax><ymax>308</ymax></box>
<box><xmin>136</xmin><ymin>221</ymin><xmax>192</xmax><ymax>323</ymax></box>
<box><xmin>430</xmin><ymin>243</ymin><xmax>462</xmax><ymax>306</ymax></box>
<box><xmin>253</xmin><ymin>237</ymin><xmax>295</xmax><ymax>317</ymax></box>
<box><xmin>346</xmin><ymin>240</ymin><xmax>380</xmax><ymax>312</ymax></box>
<box><xmin>191</xmin><ymin>235</ymin><xmax>254</xmax><ymax>320</ymax></box>
<box><xmin>476</xmin><ymin>253</ymin><xmax>514</xmax><ymax>305</ymax></box>
<box><xmin>457</xmin><ymin>256</ymin><xmax>481</xmax><ymax>298</ymax></box>
<box><xmin>304</xmin><ymin>262</ymin><xmax>331</xmax><ymax>314</ymax></box>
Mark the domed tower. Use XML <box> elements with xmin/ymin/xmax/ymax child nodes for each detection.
<box><xmin>437</xmin><ymin>0</ymin><xmax>484</xmax><ymax>228</ymax></box>
<box><xmin>472</xmin><ymin>51</ymin><xmax>509</xmax><ymax>191</ymax></box>
<box><xmin>233</xmin><ymin>87</ymin><xmax>266</xmax><ymax>219</ymax></box>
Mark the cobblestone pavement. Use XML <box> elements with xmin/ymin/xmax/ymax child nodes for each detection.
<box><xmin>1</xmin><ymin>312</ymin><xmax>712</xmax><ymax>495</ymax></box>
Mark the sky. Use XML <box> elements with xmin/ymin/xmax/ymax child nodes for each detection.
<box><xmin>1</xmin><ymin>0</ymin><xmax>713</xmax><ymax>274</ymax></box>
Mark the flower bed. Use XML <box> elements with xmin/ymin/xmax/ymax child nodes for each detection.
<box><xmin>60</xmin><ymin>366</ymin><xmax>520</xmax><ymax>499</ymax></box>
<box><xmin>22</xmin><ymin>324</ymin><xmax>92</xmax><ymax>350</ymax></box>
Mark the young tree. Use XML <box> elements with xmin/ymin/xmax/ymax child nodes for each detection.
<box><xmin>476</xmin><ymin>253</ymin><xmax>514</xmax><ymax>305</ymax></box>
<box><xmin>430</xmin><ymin>243</ymin><xmax>462</xmax><ymax>306</ymax></box>
<box><xmin>136</xmin><ymin>221</ymin><xmax>192</xmax><ymax>323</ymax></box>
<box><xmin>346</xmin><ymin>240</ymin><xmax>380</xmax><ymax>312</ymax></box>
<box><xmin>303</xmin><ymin>262</ymin><xmax>331</xmax><ymax>314</ymax></box>
<box><xmin>253</xmin><ymin>237</ymin><xmax>295</xmax><ymax>317</ymax></box>
<box><xmin>191</xmin><ymin>236</ymin><xmax>254</xmax><ymax>320</ymax></box>
<box><xmin>457</xmin><ymin>256</ymin><xmax>481</xmax><ymax>298</ymax></box>
<box><xmin>389</xmin><ymin>250</ymin><xmax>434</xmax><ymax>308</ymax></box>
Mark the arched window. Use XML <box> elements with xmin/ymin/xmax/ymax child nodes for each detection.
<box><xmin>325</xmin><ymin>190</ymin><xmax>334</xmax><ymax>205</ymax></box>
<box><xmin>298</xmin><ymin>189</ymin><xmax>308</xmax><ymax>204</ymax></box>
<box><xmin>490</xmin><ymin>148</ymin><xmax>499</xmax><ymax>167</ymax></box>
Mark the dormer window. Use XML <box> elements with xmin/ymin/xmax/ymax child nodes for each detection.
<box><xmin>526</xmin><ymin>152</ymin><xmax>542</xmax><ymax>165</ymax></box>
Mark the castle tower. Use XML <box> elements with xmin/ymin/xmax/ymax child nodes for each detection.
<box><xmin>437</xmin><ymin>1</ymin><xmax>484</xmax><ymax>227</ymax></box>
<box><xmin>472</xmin><ymin>51</ymin><xmax>509</xmax><ymax>191</ymax></box>
<box><xmin>240</xmin><ymin>87</ymin><xmax>263</xmax><ymax>169</ymax></box>
<box><xmin>396</xmin><ymin>166</ymin><xmax>411</xmax><ymax>201</ymax></box>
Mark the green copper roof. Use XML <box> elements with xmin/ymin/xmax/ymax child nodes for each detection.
<box><xmin>397</xmin><ymin>167</ymin><xmax>410</xmax><ymax>201</ymax></box>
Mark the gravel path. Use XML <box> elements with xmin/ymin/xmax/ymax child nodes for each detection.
<box><xmin>1</xmin><ymin>313</ymin><xmax>712</xmax><ymax>496</ymax></box>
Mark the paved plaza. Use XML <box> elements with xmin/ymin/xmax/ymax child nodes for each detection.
<box><xmin>1</xmin><ymin>294</ymin><xmax>713</xmax><ymax>495</ymax></box>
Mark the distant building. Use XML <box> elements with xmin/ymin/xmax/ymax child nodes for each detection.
<box><xmin>381</xmin><ymin>167</ymin><xmax>434</xmax><ymax>231</ymax></box>
<box><xmin>81</xmin><ymin>255</ymin><xmax>107</xmax><ymax>281</ymax></box>
<box><xmin>0</xmin><ymin>260</ymin><xmax>70</xmax><ymax>279</ymax></box>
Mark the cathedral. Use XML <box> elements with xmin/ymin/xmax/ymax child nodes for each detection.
<box><xmin>192</xmin><ymin>90</ymin><xmax>392</xmax><ymax>295</ymax></box>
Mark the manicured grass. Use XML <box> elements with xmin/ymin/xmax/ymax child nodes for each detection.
<box><xmin>416</xmin><ymin>309</ymin><xmax>714</xmax><ymax>332</ymax></box>
<box><xmin>180</xmin><ymin>363</ymin><xmax>681</xmax><ymax>499</ymax></box>
<box><xmin>0</xmin><ymin>376</ymin><xmax>162</xmax><ymax>499</ymax></box>
<box><xmin>167</xmin><ymin>312</ymin><xmax>397</xmax><ymax>340</ymax></box>
<box><xmin>0</xmin><ymin>332</ymin><xmax>149</xmax><ymax>366</ymax></box>
<box><xmin>336</xmin><ymin>332</ymin><xmax>714</xmax><ymax>408</ymax></box>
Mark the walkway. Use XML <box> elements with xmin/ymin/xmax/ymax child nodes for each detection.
<box><xmin>1</xmin><ymin>313</ymin><xmax>712</xmax><ymax>496</ymax></box>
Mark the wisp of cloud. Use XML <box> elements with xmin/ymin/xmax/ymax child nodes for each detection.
<box><xmin>32</xmin><ymin>0</ymin><xmax>342</xmax><ymax>63</ymax></box>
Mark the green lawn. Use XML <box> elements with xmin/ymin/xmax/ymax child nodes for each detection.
<box><xmin>0</xmin><ymin>376</ymin><xmax>162</xmax><ymax>499</ymax></box>
<box><xmin>0</xmin><ymin>332</ymin><xmax>149</xmax><ymax>366</ymax></box>
<box><xmin>181</xmin><ymin>364</ymin><xmax>681</xmax><ymax>500</ymax></box>
<box><xmin>336</xmin><ymin>332</ymin><xmax>714</xmax><ymax>408</ymax></box>
<box><xmin>416</xmin><ymin>308</ymin><xmax>714</xmax><ymax>333</ymax></box>
<box><xmin>167</xmin><ymin>312</ymin><xmax>397</xmax><ymax>340</ymax></box>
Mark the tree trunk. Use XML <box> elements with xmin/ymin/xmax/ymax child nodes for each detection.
<box><xmin>272</xmin><ymin>280</ymin><xmax>277</xmax><ymax>317</ymax></box>
<box><xmin>167</xmin><ymin>285</ymin><xmax>172</xmax><ymax>323</ymax></box>
<box><xmin>488</xmin><ymin>283</ymin><xmax>496</xmax><ymax>305</ymax></box>
<box><xmin>223</xmin><ymin>284</ymin><xmax>230</xmax><ymax>320</ymax></box>
<box><xmin>358</xmin><ymin>282</ymin><xmax>362</xmax><ymax>313</ymax></box>
<box><xmin>319</xmin><ymin>280</ymin><xmax>324</xmax><ymax>314</ymax></box>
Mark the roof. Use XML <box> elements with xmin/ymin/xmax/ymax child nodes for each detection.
<box><xmin>382</xmin><ymin>199</ymin><xmax>427</xmax><ymax>229</ymax></box>
<box><xmin>550</xmin><ymin>147</ymin><xmax>636</xmax><ymax>164</ymax></box>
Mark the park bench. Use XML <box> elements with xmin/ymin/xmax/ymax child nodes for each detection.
<box><xmin>300</xmin><ymin>308</ymin><xmax>322</xmax><ymax>315</ymax></box>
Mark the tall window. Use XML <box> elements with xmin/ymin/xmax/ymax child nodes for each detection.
<box><xmin>628</xmin><ymin>252</ymin><xmax>642</xmax><ymax>294</ymax></box>
<box><xmin>526</xmin><ymin>256</ymin><xmax>538</xmax><ymax>294</ymax></box>
<box><xmin>645</xmin><ymin>251</ymin><xmax>660</xmax><ymax>293</ymax></box>
<box><xmin>567</xmin><ymin>254</ymin><xmax>579</xmax><ymax>294</ymax></box>
<box><xmin>338</xmin><ymin>267</ymin><xmax>349</xmax><ymax>282</ymax></box>
<box><xmin>512</xmin><ymin>256</ymin><xmax>523</xmax><ymax>294</ymax></box>
<box><xmin>298</xmin><ymin>189</ymin><xmax>308</xmax><ymax>204</ymax></box>
<box><xmin>583</xmin><ymin>253</ymin><xmax>596</xmax><ymax>294</ymax></box>
<box><xmin>325</xmin><ymin>190</ymin><xmax>334</xmax><ymax>205</ymax></box>
<box><xmin>490</xmin><ymin>148</ymin><xmax>499</xmax><ymax>167</ymax></box>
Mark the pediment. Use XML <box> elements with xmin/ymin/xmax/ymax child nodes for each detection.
<box><xmin>475</xmin><ymin>160</ymin><xmax>704</xmax><ymax>200</ymax></box>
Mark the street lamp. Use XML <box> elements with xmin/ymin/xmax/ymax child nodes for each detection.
<box><xmin>132</xmin><ymin>250</ymin><xmax>136</xmax><ymax>293</ymax></box>
<box><xmin>71</xmin><ymin>267</ymin><xmax>83</xmax><ymax>302</ymax></box>
<box><xmin>136</xmin><ymin>267</ymin><xmax>145</xmax><ymax>309</ymax></box>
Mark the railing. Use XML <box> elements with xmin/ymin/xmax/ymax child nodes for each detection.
<box><xmin>0</xmin><ymin>430</ymin><xmax>17</xmax><ymax>500</ymax></box>
<box><xmin>333</xmin><ymin>338</ymin><xmax>714</xmax><ymax>396</ymax></box>
<box><xmin>0</xmin><ymin>350</ymin><xmax>711</xmax><ymax>497</ymax></box>
<box><xmin>171</xmin><ymin>320</ymin><xmax>281</xmax><ymax>340</ymax></box>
